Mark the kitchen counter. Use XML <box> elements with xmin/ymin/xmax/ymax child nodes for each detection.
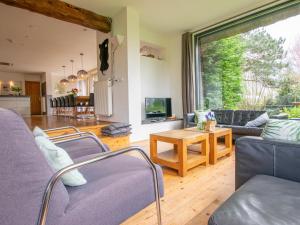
<box><xmin>0</xmin><ymin>95</ymin><xmax>30</xmax><ymax>97</ymax></box>
<box><xmin>0</xmin><ymin>96</ymin><xmax>31</xmax><ymax>116</ymax></box>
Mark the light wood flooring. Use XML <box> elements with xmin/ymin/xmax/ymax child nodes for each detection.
<box><xmin>24</xmin><ymin>115</ymin><xmax>109</xmax><ymax>130</ymax></box>
<box><xmin>122</xmin><ymin>140</ymin><xmax>235</xmax><ymax>225</ymax></box>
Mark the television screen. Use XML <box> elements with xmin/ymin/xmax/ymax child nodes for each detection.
<box><xmin>145</xmin><ymin>98</ymin><xmax>166</xmax><ymax>118</ymax></box>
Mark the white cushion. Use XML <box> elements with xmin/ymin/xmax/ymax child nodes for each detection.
<box><xmin>35</xmin><ymin>136</ymin><xmax>87</xmax><ymax>186</ymax></box>
<box><xmin>245</xmin><ymin>112</ymin><xmax>269</xmax><ymax>127</ymax></box>
<box><xmin>33</xmin><ymin>126</ymin><xmax>48</xmax><ymax>138</ymax></box>
<box><xmin>194</xmin><ymin>110</ymin><xmax>209</xmax><ymax>124</ymax></box>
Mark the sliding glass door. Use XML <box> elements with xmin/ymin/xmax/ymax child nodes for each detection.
<box><xmin>195</xmin><ymin>1</ymin><xmax>300</xmax><ymax>114</ymax></box>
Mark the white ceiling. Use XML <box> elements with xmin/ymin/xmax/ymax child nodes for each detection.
<box><xmin>64</xmin><ymin>0</ymin><xmax>279</xmax><ymax>33</ymax></box>
<box><xmin>0</xmin><ymin>3</ymin><xmax>97</xmax><ymax>75</ymax></box>
<box><xmin>0</xmin><ymin>0</ymin><xmax>282</xmax><ymax>75</ymax></box>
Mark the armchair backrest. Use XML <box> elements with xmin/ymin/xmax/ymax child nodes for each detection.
<box><xmin>60</xmin><ymin>97</ymin><xmax>65</xmax><ymax>107</ymax></box>
<box><xmin>68</xmin><ymin>95</ymin><xmax>75</xmax><ymax>107</ymax></box>
<box><xmin>0</xmin><ymin>108</ymin><xmax>69</xmax><ymax>225</ymax></box>
<box><xmin>64</xmin><ymin>96</ymin><xmax>70</xmax><ymax>107</ymax></box>
<box><xmin>89</xmin><ymin>93</ymin><xmax>94</xmax><ymax>106</ymax></box>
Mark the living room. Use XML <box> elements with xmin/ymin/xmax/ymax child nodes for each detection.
<box><xmin>1</xmin><ymin>0</ymin><xmax>300</xmax><ymax>225</ymax></box>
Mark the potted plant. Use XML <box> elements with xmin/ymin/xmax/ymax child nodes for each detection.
<box><xmin>11</xmin><ymin>86</ymin><xmax>22</xmax><ymax>96</ymax></box>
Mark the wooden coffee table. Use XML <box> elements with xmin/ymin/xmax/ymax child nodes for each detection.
<box><xmin>150</xmin><ymin>130</ymin><xmax>209</xmax><ymax>177</ymax></box>
<box><xmin>185</xmin><ymin>127</ymin><xmax>233</xmax><ymax>164</ymax></box>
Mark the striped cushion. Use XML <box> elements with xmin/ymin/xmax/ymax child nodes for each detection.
<box><xmin>261</xmin><ymin>119</ymin><xmax>300</xmax><ymax>142</ymax></box>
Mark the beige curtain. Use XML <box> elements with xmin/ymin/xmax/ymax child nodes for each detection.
<box><xmin>182</xmin><ymin>32</ymin><xmax>195</xmax><ymax>115</ymax></box>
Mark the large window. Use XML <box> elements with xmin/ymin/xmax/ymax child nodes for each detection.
<box><xmin>195</xmin><ymin>1</ymin><xmax>300</xmax><ymax>114</ymax></box>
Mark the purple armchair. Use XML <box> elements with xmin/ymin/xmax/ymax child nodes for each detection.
<box><xmin>0</xmin><ymin>108</ymin><xmax>164</xmax><ymax>225</ymax></box>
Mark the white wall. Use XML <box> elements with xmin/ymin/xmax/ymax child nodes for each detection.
<box><xmin>140</xmin><ymin>27</ymin><xmax>183</xmax><ymax>120</ymax></box>
<box><xmin>140</xmin><ymin>57</ymin><xmax>170</xmax><ymax>119</ymax></box>
<box><xmin>93</xmin><ymin>8</ymin><xmax>183</xmax><ymax>142</ymax></box>
<box><xmin>95</xmin><ymin>8</ymin><xmax>130</xmax><ymax>123</ymax></box>
<box><xmin>126</xmin><ymin>7</ymin><xmax>142</xmax><ymax>139</ymax></box>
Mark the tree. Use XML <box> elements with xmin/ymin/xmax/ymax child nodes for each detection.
<box><xmin>290</xmin><ymin>36</ymin><xmax>300</xmax><ymax>73</ymax></box>
<box><xmin>241</xmin><ymin>28</ymin><xmax>289</xmax><ymax>109</ymax></box>
<box><xmin>277</xmin><ymin>72</ymin><xmax>300</xmax><ymax>105</ymax></box>
<box><xmin>201</xmin><ymin>35</ymin><xmax>244</xmax><ymax>109</ymax></box>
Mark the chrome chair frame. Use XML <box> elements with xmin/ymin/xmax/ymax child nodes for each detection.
<box><xmin>49</xmin><ymin>131</ymin><xmax>95</xmax><ymax>141</ymax></box>
<box><xmin>44</xmin><ymin>126</ymin><xmax>81</xmax><ymax>134</ymax></box>
<box><xmin>52</xmin><ymin>132</ymin><xmax>108</xmax><ymax>151</ymax></box>
<box><xmin>37</xmin><ymin>146</ymin><xmax>162</xmax><ymax>225</ymax></box>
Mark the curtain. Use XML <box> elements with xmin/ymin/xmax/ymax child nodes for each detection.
<box><xmin>182</xmin><ymin>32</ymin><xmax>195</xmax><ymax>115</ymax></box>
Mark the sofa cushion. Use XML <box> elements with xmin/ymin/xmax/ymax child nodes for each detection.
<box><xmin>261</xmin><ymin>119</ymin><xmax>300</xmax><ymax>142</ymax></box>
<box><xmin>212</xmin><ymin>110</ymin><xmax>234</xmax><ymax>125</ymax></box>
<box><xmin>208</xmin><ymin>175</ymin><xmax>300</xmax><ymax>225</ymax></box>
<box><xmin>62</xmin><ymin>153</ymin><xmax>164</xmax><ymax>225</ymax></box>
<box><xmin>35</xmin><ymin>136</ymin><xmax>87</xmax><ymax>186</ymax></box>
<box><xmin>219</xmin><ymin>124</ymin><xmax>263</xmax><ymax>136</ymax></box>
<box><xmin>194</xmin><ymin>110</ymin><xmax>209</xmax><ymax>124</ymax></box>
<box><xmin>245</xmin><ymin>112</ymin><xmax>269</xmax><ymax>127</ymax></box>
<box><xmin>233</xmin><ymin>110</ymin><xmax>266</xmax><ymax>126</ymax></box>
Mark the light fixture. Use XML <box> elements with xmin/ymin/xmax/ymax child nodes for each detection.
<box><xmin>67</xmin><ymin>60</ymin><xmax>77</xmax><ymax>82</ymax></box>
<box><xmin>60</xmin><ymin>65</ymin><xmax>69</xmax><ymax>86</ymax></box>
<box><xmin>77</xmin><ymin>53</ymin><xmax>88</xmax><ymax>80</ymax></box>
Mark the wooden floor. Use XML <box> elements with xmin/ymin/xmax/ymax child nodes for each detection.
<box><xmin>24</xmin><ymin>115</ymin><xmax>110</xmax><ymax>130</ymax></box>
<box><xmin>122</xmin><ymin>140</ymin><xmax>235</xmax><ymax>225</ymax></box>
<box><xmin>25</xmin><ymin>115</ymin><xmax>235</xmax><ymax>224</ymax></box>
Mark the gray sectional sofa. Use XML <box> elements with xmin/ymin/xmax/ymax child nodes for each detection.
<box><xmin>184</xmin><ymin>110</ymin><xmax>266</xmax><ymax>140</ymax></box>
<box><xmin>208</xmin><ymin>136</ymin><xmax>300</xmax><ymax>225</ymax></box>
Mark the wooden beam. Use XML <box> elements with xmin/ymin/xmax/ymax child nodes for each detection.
<box><xmin>0</xmin><ymin>0</ymin><xmax>111</xmax><ymax>33</ymax></box>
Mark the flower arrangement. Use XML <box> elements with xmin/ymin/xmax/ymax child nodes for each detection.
<box><xmin>205</xmin><ymin>111</ymin><xmax>216</xmax><ymax>132</ymax></box>
<box><xmin>205</xmin><ymin>111</ymin><xmax>216</xmax><ymax>121</ymax></box>
<box><xmin>68</xmin><ymin>88</ymin><xmax>79</xmax><ymax>96</ymax></box>
<box><xmin>197</xmin><ymin>111</ymin><xmax>216</xmax><ymax>132</ymax></box>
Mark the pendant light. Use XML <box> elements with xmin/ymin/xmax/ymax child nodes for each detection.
<box><xmin>67</xmin><ymin>59</ymin><xmax>77</xmax><ymax>82</ymax></box>
<box><xmin>77</xmin><ymin>53</ymin><xmax>88</xmax><ymax>80</ymax></box>
<box><xmin>59</xmin><ymin>65</ymin><xmax>69</xmax><ymax>86</ymax></box>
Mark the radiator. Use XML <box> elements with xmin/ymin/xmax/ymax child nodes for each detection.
<box><xmin>94</xmin><ymin>80</ymin><xmax>113</xmax><ymax>116</ymax></box>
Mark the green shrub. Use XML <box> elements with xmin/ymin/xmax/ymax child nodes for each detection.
<box><xmin>283</xmin><ymin>107</ymin><xmax>300</xmax><ymax>118</ymax></box>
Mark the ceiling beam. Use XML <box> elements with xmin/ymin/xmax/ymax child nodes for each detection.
<box><xmin>0</xmin><ymin>0</ymin><xmax>111</xmax><ymax>33</ymax></box>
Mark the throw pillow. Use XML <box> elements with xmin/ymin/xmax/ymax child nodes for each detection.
<box><xmin>261</xmin><ymin>119</ymin><xmax>300</xmax><ymax>142</ymax></box>
<box><xmin>35</xmin><ymin>136</ymin><xmax>87</xmax><ymax>186</ymax></box>
<box><xmin>245</xmin><ymin>112</ymin><xmax>269</xmax><ymax>127</ymax></box>
<box><xmin>194</xmin><ymin>110</ymin><xmax>208</xmax><ymax>124</ymax></box>
<box><xmin>33</xmin><ymin>126</ymin><xmax>48</xmax><ymax>138</ymax></box>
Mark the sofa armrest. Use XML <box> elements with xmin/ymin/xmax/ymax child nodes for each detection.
<box><xmin>236</xmin><ymin>136</ymin><xmax>300</xmax><ymax>189</ymax></box>
<box><xmin>184</xmin><ymin>113</ymin><xmax>196</xmax><ymax>128</ymax></box>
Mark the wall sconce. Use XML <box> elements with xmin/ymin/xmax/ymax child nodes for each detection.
<box><xmin>111</xmin><ymin>34</ymin><xmax>125</xmax><ymax>49</ymax></box>
<box><xmin>9</xmin><ymin>81</ymin><xmax>14</xmax><ymax>88</ymax></box>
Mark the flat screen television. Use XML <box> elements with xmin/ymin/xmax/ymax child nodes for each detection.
<box><xmin>145</xmin><ymin>98</ymin><xmax>172</xmax><ymax>119</ymax></box>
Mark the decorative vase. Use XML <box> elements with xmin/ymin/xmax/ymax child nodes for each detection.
<box><xmin>197</xmin><ymin>121</ymin><xmax>206</xmax><ymax>130</ymax></box>
<box><xmin>205</xmin><ymin>120</ymin><xmax>216</xmax><ymax>132</ymax></box>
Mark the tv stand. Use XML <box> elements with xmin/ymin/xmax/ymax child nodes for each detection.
<box><xmin>142</xmin><ymin>118</ymin><xmax>182</xmax><ymax>125</ymax></box>
<box><xmin>149</xmin><ymin>117</ymin><xmax>166</xmax><ymax>123</ymax></box>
